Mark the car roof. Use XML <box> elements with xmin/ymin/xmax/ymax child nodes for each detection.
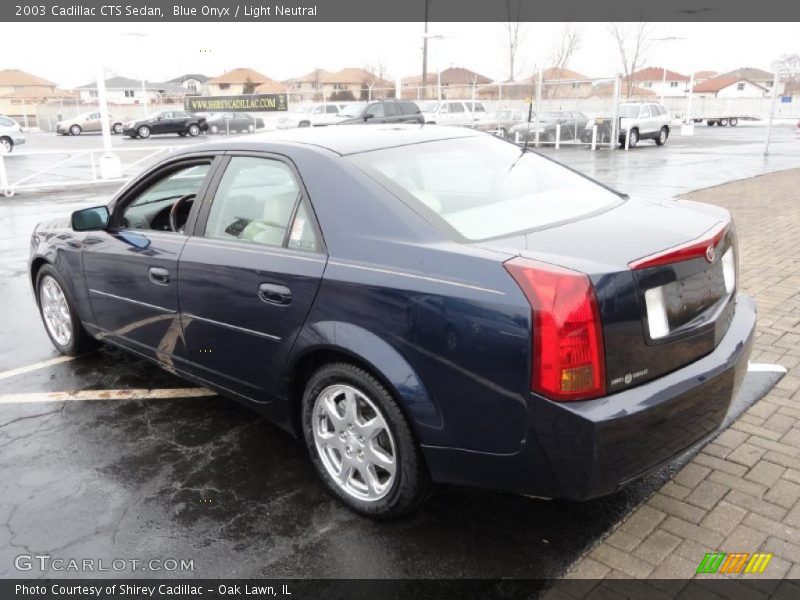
<box><xmin>179</xmin><ymin>124</ymin><xmax>483</xmax><ymax>156</ymax></box>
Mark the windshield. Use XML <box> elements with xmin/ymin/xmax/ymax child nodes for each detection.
<box><xmin>492</xmin><ymin>110</ymin><xmax>515</xmax><ymax>120</ymax></box>
<box><xmin>538</xmin><ymin>112</ymin><xmax>564</xmax><ymax>121</ymax></box>
<box><xmin>618</xmin><ymin>105</ymin><xmax>642</xmax><ymax>117</ymax></box>
<box><xmin>295</xmin><ymin>106</ymin><xmax>312</xmax><ymax>113</ymax></box>
<box><xmin>419</xmin><ymin>101</ymin><xmax>440</xmax><ymax>112</ymax></box>
<box><xmin>338</xmin><ymin>103</ymin><xmax>367</xmax><ymax>118</ymax></box>
<box><xmin>349</xmin><ymin>136</ymin><xmax>622</xmax><ymax>241</ymax></box>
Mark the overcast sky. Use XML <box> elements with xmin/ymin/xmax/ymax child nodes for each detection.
<box><xmin>5</xmin><ymin>22</ymin><xmax>799</xmax><ymax>87</ymax></box>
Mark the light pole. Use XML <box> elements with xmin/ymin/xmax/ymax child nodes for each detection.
<box><xmin>653</xmin><ymin>36</ymin><xmax>686</xmax><ymax>106</ymax></box>
<box><xmin>421</xmin><ymin>33</ymin><xmax>445</xmax><ymax>101</ymax></box>
<box><xmin>124</xmin><ymin>32</ymin><xmax>150</xmax><ymax>118</ymax></box>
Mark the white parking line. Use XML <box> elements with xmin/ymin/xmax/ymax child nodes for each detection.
<box><xmin>0</xmin><ymin>356</ymin><xmax>76</xmax><ymax>381</ymax></box>
<box><xmin>748</xmin><ymin>362</ymin><xmax>788</xmax><ymax>373</ymax></box>
<box><xmin>0</xmin><ymin>388</ymin><xmax>216</xmax><ymax>405</ymax></box>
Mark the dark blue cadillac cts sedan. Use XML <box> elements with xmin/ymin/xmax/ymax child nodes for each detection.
<box><xmin>30</xmin><ymin>126</ymin><xmax>755</xmax><ymax>518</ymax></box>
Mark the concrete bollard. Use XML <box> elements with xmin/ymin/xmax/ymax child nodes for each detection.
<box><xmin>0</xmin><ymin>153</ymin><xmax>9</xmax><ymax>196</ymax></box>
<box><xmin>591</xmin><ymin>125</ymin><xmax>598</xmax><ymax>151</ymax></box>
<box><xmin>555</xmin><ymin>124</ymin><xmax>561</xmax><ymax>149</ymax></box>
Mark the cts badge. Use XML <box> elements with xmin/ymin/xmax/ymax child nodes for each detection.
<box><xmin>705</xmin><ymin>244</ymin><xmax>716</xmax><ymax>262</ymax></box>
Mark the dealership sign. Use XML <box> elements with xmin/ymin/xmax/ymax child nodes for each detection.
<box><xmin>185</xmin><ymin>94</ymin><xmax>288</xmax><ymax>113</ymax></box>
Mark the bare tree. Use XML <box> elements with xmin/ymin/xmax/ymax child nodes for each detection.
<box><xmin>548</xmin><ymin>24</ymin><xmax>582</xmax><ymax>72</ymax></box>
<box><xmin>772</xmin><ymin>53</ymin><xmax>800</xmax><ymax>77</ymax></box>
<box><xmin>503</xmin><ymin>0</ymin><xmax>527</xmax><ymax>81</ymax></box>
<box><xmin>364</xmin><ymin>59</ymin><xmax>392</xmax><ymax>98</ymax></box>
<box><xmin>543</xmin><ymin>24</ymin><xmax>582</xmax><ymax>98</ymax></box>
<box><xmin>609</xmin><ymin>22</ymin><xmax>653</xmax><ymax>99</ymax></box>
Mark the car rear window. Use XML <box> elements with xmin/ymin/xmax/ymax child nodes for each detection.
<box><xmin>349</xmin><ymin>136</ymin><xmax>623</xmax><ymax>241</ymax></box>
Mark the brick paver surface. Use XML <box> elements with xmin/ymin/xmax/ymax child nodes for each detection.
<box><xmin>559</xmin><ymin>168</ymin><xmax>800</xmax><ymax>586</ymax></box>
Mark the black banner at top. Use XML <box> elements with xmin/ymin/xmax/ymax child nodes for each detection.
<box><xmin>4</xmin><ymin>0</ymin><xmax>800</xmax><ymax>22</ymax></box>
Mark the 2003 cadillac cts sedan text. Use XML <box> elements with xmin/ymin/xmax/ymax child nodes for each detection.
<box><xmin>29</xmin><ymin>126</ymin><xmax>755</xmax><ymax>518</ymax></box>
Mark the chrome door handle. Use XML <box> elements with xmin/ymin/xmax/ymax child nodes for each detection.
<box><xmin>148</xmin><ymin>267</ymin><xmax>170</xmax><ymax>285</ymax></box>
<box><xmin>258</xmin><ymin>283</ymin><xmax>292</xmax><ymax>306</ymax></box>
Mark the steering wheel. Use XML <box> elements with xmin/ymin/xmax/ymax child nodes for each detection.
<box><xmin>169</xmin><ymin>193</ymin><xmax>196</xmax><ymax>233</ymax></box>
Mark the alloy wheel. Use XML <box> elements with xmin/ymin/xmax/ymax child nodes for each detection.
<box><xmin>39</xmin><ymin>275</ymin><xmax>73</xmax><ymax>346</ymax></box>
<box><xmin>311</xmin><ymin>384</ymin><xmax>397</xmax><ymax>502</ymax></box>
<box><xmin>0</xmin><ymin>138</ymin><xmax>11</xmax><ymax>154</ymax></box>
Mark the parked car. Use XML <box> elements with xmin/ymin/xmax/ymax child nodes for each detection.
<box><xmin>0</xmin><ymin>114</ymin><xmax>25</xmax><ymax>154</ymax></box>
<box><xmin>56</xmin><ymin>111</ymin><xmax>124</xmax><ymax>136</ymax></box>
<box><xmin>508</xmin><ymin>111</ymin><xmax>588</xmax><ymax>143</ymax></box>
<box><xmin>418</xmin><ymin>100</ymin><xmax>487</xmax><ymax>126</ymax></box>
<box><xmin>205</xmin><ymin>112</ymin><xmax>265</xmax><ymax>134</ymax></box>
<box><xmin>277</xmin><ymin>103</ymin><xmax>345</xmax><ymax>129</ymax></box>
<box><xmin>616</xmin><ymin>102</ymin><xmax>671</xmax><ymax>147</ymax></box>
<box><xmin>474</xmin><ymin>109</ymin><xmax>525</xmax><ymax>137</ymax></box>
<box><xmin>335</xmin><ymin>100</ymin><xmax>424</xmax><ymax>125</ymax></box>
<box><xmin>123</xmin><ymin>111</ymin><xmax>208</xmax><ymax>139</ymax></box>
<box><xmin>30</xmin><ymin>125</ymin><xmax>754</xmax><ymax>518</ymax></box>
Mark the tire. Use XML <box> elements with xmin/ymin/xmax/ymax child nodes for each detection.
<box><xmin>498</xmin><ymin>127</ymin><xmax>507</xmax><ymax>138</ymax></box>
<box><xmin>707</xmin><ymin>120</ymin><xmax>716</xmax><ymax>126</ymax></box>
<box><xmin>36</xmin><ymin>265</ymin><xmax>98</xmax><ymax>356</ymax></box>
<box><xmin>137</xmin><ymin>125</ymin><xmax>151</xmax><ymax>139</ymax></box>
<box><xmin>178</xmin><ymin>132</ymin><xmax>187</xmax><ymax>137</ymax></box>
<box><xmin>0</xmin><ymin>137</ymin><xmax>12</xmax><ymax>155</ymax></box>
<box><xmin>655</xmin><ymin>126</ymin><xmax>669</xmax><ymax>146</ymax></box>
<box><xmin>112</xmin><ymin>122</ymin><xmax>123</xmax><ymax>134</ymax></box>
<box><xmin>719</xmin><ymin>118</ymin><xmax>729</xmax><ymax>127</ymax></box>
<box><xmin>627</xmin><ymin>128</ymin><xmax>639</xmax><ymax>147</ymax></box>
<box><xmin>69</xmin><ymin>124</ymin><xmax>82</xmax><ymax>136</ymax></box>
<box><xmin>729</xmin><ymin>118</ymin><xmax>738</xmax><ymax>127</ymax></box>
<box><xmin>302</xmin><ymin>362</ymin><xmax>431</xmax><ymax>519</ymax></box>
<box><xmin>247</xmin><ymin>124</ymin><xmax>255</xmax><ymax>133</ymax></box>
<box><xmin>209</xmin><ymin>124</ymin><xmax>219</xmax><ymax>134</ymax></box>
<box><xmin>187</xmin><ymin>124</ymin><xmax>201</xmax><ymax>137</ymax></box>
<box><xmin>299</xmin><ymin>121</ymin><xmax>311</xmax><ymax>128</ymax></box>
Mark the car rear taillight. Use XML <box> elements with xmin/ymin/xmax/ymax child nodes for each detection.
<box><xmin>504</xmin><ymin>257</ymin><xmax>606</xmax><ymax>402</ymax></box>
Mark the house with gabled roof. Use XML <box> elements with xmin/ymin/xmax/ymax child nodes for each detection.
<box><xmin>629</xmin><ymin>67</ymin><xmax>690</xmax><ymax>97</ymax></box>
<box><xmin>692</xmin><ymin>75</ymin><xmax>770</xmax><ymax>98</ymax></box>
<box><xmin>208</xmin><ymin>68</ymin><xmax>276</xmax><ymax>95</ymax></box>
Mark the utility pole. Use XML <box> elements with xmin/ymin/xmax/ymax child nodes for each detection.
<box><xmin>421</xmin><ymin>0</ymin><xmax>430</xmax><ymax>99</ymax></box>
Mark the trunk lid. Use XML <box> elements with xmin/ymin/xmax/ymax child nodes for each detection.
<box><xmin>478</xmin><ymin>198</ymin><xmax>737</xmax><ymax>393</ymax></box>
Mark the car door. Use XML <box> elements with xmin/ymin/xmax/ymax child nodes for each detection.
<box><xmin>364</xmin><ymin>102</ymin><xmax>388</xmax><ymax>123</ymax></box>
<box><xmin>177</xmin><ymin>154</ymin><xmax>327</xmax><ymax>400</ymax></box>
<box><xmin>82</xmin><ymin>156</ymin><xmax>218</xmax><ymax>363</ymax></box>
<box><xmin>639</xmin><ymin>105</ymin><xmax>656</xmax><ymax>136</ymax></box>
<box><xmin>446</xmin><ymin>102</ymin><xmax>466</xmax><ymax>125</ymax></box>
<box><xmin>85</xmin><ymin>112</ymin><xmax>101</xmax><ymax>132</ymax></box>
<box><xmin>173</xmin><ymin>111</ymin><xmax>192</xmax><ymax>133</ymax></box>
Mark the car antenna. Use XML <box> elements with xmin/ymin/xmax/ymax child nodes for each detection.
<box><xmin>524</xmin><ymin>76</ymin><xmax>535</xmax><ymax>151</ymax></box>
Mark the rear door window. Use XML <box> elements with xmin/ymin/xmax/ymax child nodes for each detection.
<box><xmin>203</xmin><ymin>157</ymin><xmax>301</xmax><ymax>248</ymax></box>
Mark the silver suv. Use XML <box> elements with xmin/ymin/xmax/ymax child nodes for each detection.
<box><xmin>0</xmin><ymin>115</ymin><xmax>25</xmax><ymax>154</ymax></box>
<box><xmin>617</xmin><ymin>102</ymin><xmax>671</xmax><ymax>147</ymax></box>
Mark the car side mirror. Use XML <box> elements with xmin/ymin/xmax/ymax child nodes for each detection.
<box><xmin>71</xmin><ymin>206</ymin><xmax>109</xmax><ymax>231</ymax></box>
<box><xmin>364</xmin><ymin>113</ymin><xmax>375</xmax><ymax>120</ymax></box>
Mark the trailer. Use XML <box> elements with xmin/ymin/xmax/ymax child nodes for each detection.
<box><xmin>690</xmin><ymin>116</ymin><xmax>760</xmax><ymax>127</ymax></box>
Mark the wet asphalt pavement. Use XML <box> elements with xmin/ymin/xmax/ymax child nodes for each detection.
<box><xmin>0</xmin><ymin>124</ymin><xmax>791</xmax><ymax>582</ymax></box>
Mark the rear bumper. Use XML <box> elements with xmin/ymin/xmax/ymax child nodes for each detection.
<box><xmin>422</xmin><ymin>293</ymin><xmax>756</xmax><ymax>499</ymax></box>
